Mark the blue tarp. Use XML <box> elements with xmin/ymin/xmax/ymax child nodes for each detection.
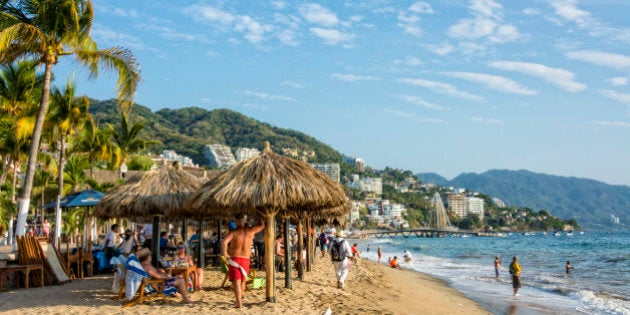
<box><xmin>42</xmin><ymin>189</ymin><xmax>104</xmax><ymax>208</ymax></box>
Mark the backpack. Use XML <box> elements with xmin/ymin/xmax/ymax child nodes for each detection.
<box><xmin>330</xmin><ymin>240</ymin><xmax>345</xmax><ymax>262</ymax></box>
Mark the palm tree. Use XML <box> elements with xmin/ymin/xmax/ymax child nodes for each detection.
<box><xmin>47</xmin><ymin>79</ymin><xmax>92</xmax><ymax>239</ymax></box>
<box><xmin>108</xmin><ymin>112</ymin><xmax>160</xmax><ymax>171</ymax></box>
<box><xmin>74</xmin><ymin>120</ymin><xmax>118</xmax><ymax>178</ymax></box>
<box><xmin>63</xmin><ymin>154</ymin><xmax>90</xmax><ymax>194</ymax></box>
<box><xmin>0</xmin><ymin>61</ymin><xmax>41</xmax><ymax>189</ymax></box>
<box><xmin>1</xmin><ymin>0</ymin><xmax>141</xmax><ymax>236</ymax></box>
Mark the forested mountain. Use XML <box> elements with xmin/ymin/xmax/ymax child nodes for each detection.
<box><xmin>89</xmin><ymin>99</ymin><xmax>342</xmax><ymax>165</ymax></box>
<box><xmin>417</xmin><ymin>169</ymin><xmax>630</xmax><ymax>228</ymax></box>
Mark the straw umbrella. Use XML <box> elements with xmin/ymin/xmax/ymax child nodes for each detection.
<box><xmin>184</xmin><ymin>141</ymin><xmax>350</xmax><ymax>302</ymax></box>
<box><xmin>93</xmin><ymin>161</ymin><xmax>201</xmax><ymax>265</ymax></box>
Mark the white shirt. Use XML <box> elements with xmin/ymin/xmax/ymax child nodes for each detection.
<box><xmin>105</xmin><ymin>230</ymin><xmax>116</xmax><ymax>248</ymax></box>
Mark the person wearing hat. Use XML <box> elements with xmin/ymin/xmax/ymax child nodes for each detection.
<box><xmin>137</xmin><ymin>248</ymin><xmax>195</xmax><ymax>304</ymax></box>
<box><xmin>330</xmin><ymin>230</ymin><xmax>353</xmax><ymax>289</ymax></box>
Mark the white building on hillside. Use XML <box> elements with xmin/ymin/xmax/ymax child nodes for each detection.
<box><xmin>311</xmin><ymin>163</ymin><xmax>340</xmax><ymax>183</ymax></box>
<box><xmin>235</xmin><ymin>147</ymin><xmax>260</xmax><ymax>162</ymax></box>
<box><xmin>160</xmin><ymin>150</ymin><xmax>195</xmax><ymax>167</ymax></box>
<box><xmin>204</xmin><ymin>144</ymin><xmax>236</xmax><ymax>169</ymax></box>
<box><xmin>468</xmin><ymin>197</ymin><xmax>485</xmax><ymax>219</ymax></box>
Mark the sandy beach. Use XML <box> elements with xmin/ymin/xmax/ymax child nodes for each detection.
<box><xmin>0</xmin><ymin>255</ymin><xmax>489</xmax><ymax>315</ymax></box>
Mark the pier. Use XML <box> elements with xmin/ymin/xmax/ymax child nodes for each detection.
<box><xmin>364</xmin><ymin>228</ymin><xmax>479</xmax><ymax>238</ymax></box>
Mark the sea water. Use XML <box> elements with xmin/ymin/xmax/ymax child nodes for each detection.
<box><xmin>356</xmin><ymin>230</ymin><xmax>629</xmax><ymax>315</ymax></box>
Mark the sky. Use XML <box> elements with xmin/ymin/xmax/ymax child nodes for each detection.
<box><xmin>55</xmin><ymin>0</ymin><xmax>630</xmax><ymax>186</ymax></box>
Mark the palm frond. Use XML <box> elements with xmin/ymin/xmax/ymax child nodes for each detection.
<box><xmin>75</xmin><ymin>47</ymin><xmax>141</xmax><ymax>111</ymax></box>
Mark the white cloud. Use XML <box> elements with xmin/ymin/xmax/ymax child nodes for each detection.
<box><xmin>598</xmin><ymin>89</ymin><xmax>630</xmax><ymax>105</ymax></box>
<box><xmin>394</xmin><ymin>56</ymin><xmax>423</xmax><ymax>66</ymax></box>
<box><xmin>550</xmin><ymin>0</ymin><xmax>630</xmax><ymax>43</ymax></box>
<box><xmin>244</xmin><ymin>91</ymin><xmax>297</xmax><ymax>102</ymax></box>
<box><xmin>522</xmin><ymin>8</ymin><xmax>539</xmax><ymax>15</ymax></box>
<box><xmin>440</xmin><ymin>71</ymin><xmax>537</xmax><ymax>95</ymax></box>
<box><xmin>91</xmin><ymin>24</ymin><xmax>149</xmax><ymax>51</ymax></box>
<box><xmin>206</xmin><ymin>50</ymin><xmax>217</xmax><ymax>57</ymax></box>
<box><xmin>332</xmin><ymin>73</ymin><xmax>381</xmax><ymax>82</ymax></box>
<box><xmin>298</xmin><ymin>3</ymin><xmax>339</xmax><ymax>27</ymax></box>
<box><xmin>425</xmin><ymin>42</ymin><xmax>455</xmax><ymax>56</ymax></box>
<box><xmin>593</xmin><ymin>120</ymin><xmax>630</xmax><ymax>128</ymax></box>
<box><xmin>271</xmin><ymin>1</ymin><xmax>286</xmax><ymax>10</ymax></box>
<box><xmin>566</xmin><ymin>50</ymin><xmax>630</xmax><ymax>70</ymax></box>
<box><xmin>409</xmin><ymin>2</ymin><xmax>434</xmax><ymax>14</ymax></box>
<box><xmin>310</xmin><ymin>27</ymin><xmax>354</xmax><ymax>45</ymax></box>
<box><xmin>608</xmin><ymin>77</ymin><xmax>628</xmax><ymax>87</ymax></box>
<box><xmin>398</xmin><ymin>78</ymin><xmax>483</xmax><ymax>101</ymax></box>
<box><xmin>472</xmin><ymin>116</ymin><xmax>503</xmax><ymax>124</ymax></box>
<box><xmin>397</xmin><ymin>2</ymin><xmax>434</xmax><ymax>37</ymax></box>
<box><xmin>396</xmin><ymin>95</ymin><xmax>449</xmax><ymax>110</ymax></box>
<box><xmin>447</xmin><ymin>0</ymin><xmax>521</xmax><ymax>44</ymax></box>
<box><xmin>417</xmin><ymin>118</ymin><xmax>444</xmax><ymax>123</ymax></box>
<box><xmin>489</xmin><ymin>61</ymin><xmax>586</xmax><ymax>92</ymax></box>
<box><xmin>234</xmin><ymin>15</ymin><xmax>272</xmax><ymax>44</ymax></box>
<box><xmin>184</xmin><ymin>5</ymin><xmax>272</xmax><ymax>45</ymax></box>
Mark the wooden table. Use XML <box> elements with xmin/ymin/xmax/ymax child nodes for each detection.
<box><xmin>0</xmin><ymin>264</ymin><xmax>44</xmax><ymax>292</ymax></box>
<box><xmin>167</xmin><ymin>265</ymin><xmax>196</xmax><ymax>292</ymax></box>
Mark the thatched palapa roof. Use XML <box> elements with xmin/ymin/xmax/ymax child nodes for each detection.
<box><xmin>184</xmin><ymin>142</ymin><xmax>350</xmax><ymax>219</ymax></box>
<box><xmin>93</xmin><ymin>161</ymin><xmax>204</xmax><ymax>221</ymax></box>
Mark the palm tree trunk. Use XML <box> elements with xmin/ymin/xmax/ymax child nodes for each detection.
<box><xmin>15</xmin><ymin>62</ymin><xmax>53</xmax><ymax>236</ymax></box>
<box><xmin>11</xmin><ymin>163</ymin><xmax>18</xmax><ymax>203</ymax></box>
<box><xmin>55</xmin><ymin>135</ymin><xmax>66</xmax><ymax>243</ymax></box>
<box><xmin>0</xmin><ymin>156</ymin><xmax>11</xmax><ymax>191</ymax></box>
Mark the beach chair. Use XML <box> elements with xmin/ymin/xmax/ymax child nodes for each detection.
<box><xmin>121</xmin><ymin>254</ymin><xmax>169</xmax><ymax>307</ymax></box>
<box><xmin>218</xmin><ymin>255</ymin><xmax>264</xmax><ymax>290</ymax></box>
<box><xmin>65</xmin><ymin>242</ymin><xmax>81</xmax><ymax>279</ymax></box>
<box><xmin>112</xmin><ymin>263</ymin><xmax>127</xmax><ymax>300</ymax></box>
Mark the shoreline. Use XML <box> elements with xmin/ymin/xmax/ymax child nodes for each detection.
<box><xmin>0</xmin><ymin>253</ymin><xmax>490</xmax><ymax>314</ymax></box>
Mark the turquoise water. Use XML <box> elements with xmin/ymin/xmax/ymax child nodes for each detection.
<box><xmin>357</xmin><ymin>230</ymin><xmax>629</xmax><ymax>315</ymax></box>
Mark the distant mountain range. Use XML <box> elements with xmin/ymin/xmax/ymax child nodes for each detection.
<box><xmin>417</xmin><ymin>170</ymin><xmax>630</xmax><ymax>229</ymax></box>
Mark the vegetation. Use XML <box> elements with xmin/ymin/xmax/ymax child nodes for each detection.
<box><xmin>1</xmin><ymin>0</ymin><xmax>141</xmax><ymax>236</ymax></box>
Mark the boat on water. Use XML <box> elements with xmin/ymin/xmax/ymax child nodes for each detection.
<box><xmin>554</xmin><ymin>231</ymin><xmax>562</xmax><ymax>236</ymax></box>
<box><xmin>566</xmin><ymin>231</ymin><xmax>574</xmax><ymax>236</ymax></box>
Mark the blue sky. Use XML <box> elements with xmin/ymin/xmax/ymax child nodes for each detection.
<box><xmin>56</xmin><ymin>0</ymin><xmax>630</xmax><ymax>186</ymax></box>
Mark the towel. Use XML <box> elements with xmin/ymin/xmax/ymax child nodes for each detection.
<box><xmin>228</xmin><ymin>258</ymin><xmax>247</xmax><ymax>278</ymax></box>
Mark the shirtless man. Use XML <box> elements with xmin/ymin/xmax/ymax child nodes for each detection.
<box><xmin>221</xmin><ymin>214</ymin><xmax>265</xmax><ymax>308</ymax></box>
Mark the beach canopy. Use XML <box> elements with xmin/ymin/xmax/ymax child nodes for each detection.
<box><xmin>42</xmin><ymin>189</ymin><xmax>103</xmax><ymax>209</ymax></box>
<box><xmin>93</xmin><ymin>161</ymin><xmax>202</xmax><ymax>221</ymax></box>
<box><xmin>184</xmin><ymin>141</ymin><xmax>350</xmax><ymax>303</ymax></box>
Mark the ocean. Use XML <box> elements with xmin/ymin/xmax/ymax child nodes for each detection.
<box><xmin>355</xmin><ymin>230</ymin><xmax>629</xmax><ymax>315</ymax></box>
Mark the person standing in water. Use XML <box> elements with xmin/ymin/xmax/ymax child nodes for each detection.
<box><xmin>509</xmin><ymin>256</ymin><xmax>522</xmax><ymax>296</ymax></box>
<box><xmin>566</xmin><ymin>261</ymin><xmax>573</xmax><ymax>274</ymax></box>
<box><xmin>377</xmin><ymin>246</ymin><xmax>383</xmax><ymax>263</ymax></box>
<box><xmin>494</xmin><ymin>256</ymin><xmax>502</xmax><ymax>278</ymax></box>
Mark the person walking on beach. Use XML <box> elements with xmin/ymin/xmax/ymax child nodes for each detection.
<box><xmin>377</xmin><ymin>246</ymin><xmax>383</xmax><ymax>263</ymax></box>
<box><xmin>330</xmin><ymin>231</ymin><xmax>353</xmax><ymax>289</ymax></box>
<box><xmin>566</xmin><ymin>261</ymin><xmax>573</xmax><ymax>274</ymax></box>
<box><xmin>103</xmin><ymin>224</ymin><xmax>119</xmax><ymax>259</ymax></box>
<box><xmin>494</xmin><ymin>256</ymin><xmax>502</xmax><ymax>278</ymax></box>
<box><xmin>221</xmin><ymin>214</ymin><xmax>265</xmax><ymax>309</ymax></box>
<box><xmin>509</xmin><ymin>256</ymin><xmax>522</xmax><ymax>296</ymax></box>
<box><xmin>319</xmin><ymin>229</ymin><xmax>329</xmax><ymax>258</ymax></box>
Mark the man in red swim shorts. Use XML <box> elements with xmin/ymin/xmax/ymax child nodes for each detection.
<box><xmin>221</xmin><ymin>214</ymin><xmax>265</xmax><ymax>308</ymax></box>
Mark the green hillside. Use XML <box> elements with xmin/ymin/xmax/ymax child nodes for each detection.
<box><xmin>89</xmin><ymin>99</ymin><xmax>342</xmax><ymax>165</ymax></box>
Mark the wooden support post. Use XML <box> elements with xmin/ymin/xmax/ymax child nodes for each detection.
<box><xmin>151</xmin><ymin>216</ymin><xmax>160</xmax><ymax>268</ymax></box>
<box><xmin>197</xmin><ymin>220</ymin><xmax>205</xmax><ymax>268</ymax></box>
<box><xmin>181</xmin><ymin>219</ymin><xmax>188</xmax><ymax>246</ymax></box>
<box><xmin>216</xmin><ymin>221</ymin><xmax>222</xmax><ymax>267</ymax></box>
<box><xmin>305</xmin><ymin>218</ymin><xmax>311</xmax><ymax>272</ymax></box>
<box><xmin>297</xmin><ymin>219</ymin><xmax>304</xmax><ymax>280</ymax></box>
<box><xmin>283</xmin><ymin>217</ymin><xmax>291</xmax><ymax>289</ymax></box>
<box><xmin>263</xmin><ymin>213</ymin><xmax>276</xmax><ymax>302</ymax></box>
